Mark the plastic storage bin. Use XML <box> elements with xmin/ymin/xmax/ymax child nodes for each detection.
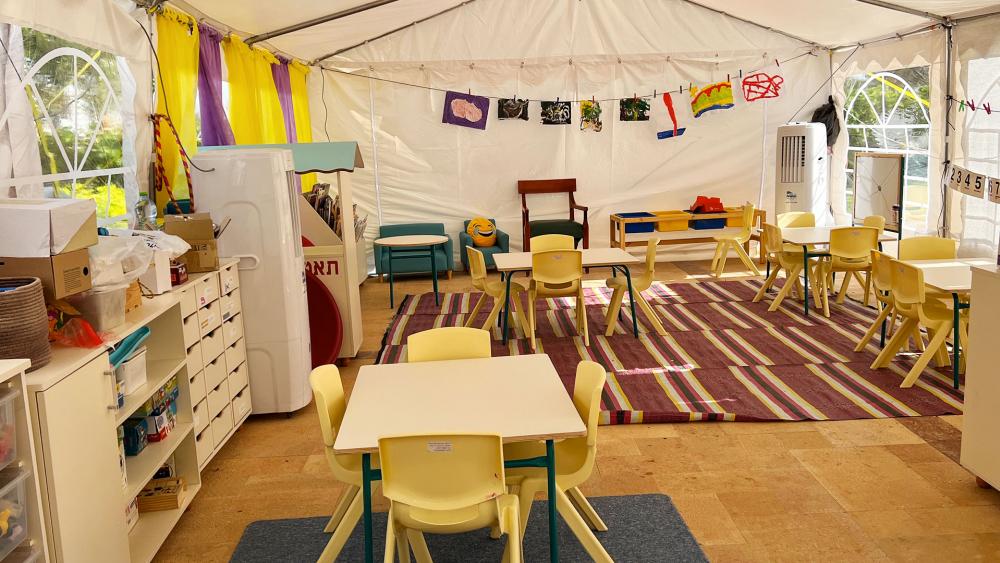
<box><xmin>617</xmin><ymin>212</ymin><xmax>656</xmax><ymax>233</ymax></box>
<box><xmin>690</xmin><ymin>216</ymin><xmax>727</xmax><ymax>230</ymax></box>
<box><xmin>654</xmin><ymin>211</ymin><xmax>692</xmax><ymax>232</ymax></box>
<box><xmin>0</xmin><ymin>389</ymin><xmax>18</xmax><ymax>475</ymax></box>
<box><xmin>67</xmin><ymin>285</ymin><xmax>126</xmax><ymax>331</ymax></box>
<box><xmin>725</xmin><ymin>206</ymin><xmax>745</xmax><ymax>227</ymax></box>
<box><xmin>115</xmin><ymin>347</ymin><xmax>148</xmax><ymax>397</ymax></box>
<box><xmin>0</xmin><ymin>468</ymin><xmax>32</xmax><ymax>560</ymax></box>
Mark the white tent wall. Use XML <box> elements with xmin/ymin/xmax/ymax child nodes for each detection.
<box><xmin>830</xmin><ymin>30</ymin><xmax>947</xmax><ymax>234</ymax></box>
<box><xmin>950</xmin><ymin>14</ymin><xmax>1000</xmax><ymax>258</ymax></box>
<box><xmin>310</xmin><ymin>0</ymin><xmax>830</xmax><ymax>268</ymax></box>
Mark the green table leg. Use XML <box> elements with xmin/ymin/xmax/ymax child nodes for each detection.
<box><xmin>802</xmin><ymin>245</ymin><xmax>810</xmax><ymax>317</ymax></box>
<box><xmin>619</xmin><ymin>265</ymin><xmax>639</xmax><ymax>338</ymax></box>
<box><xmin>952</xmin><ymin>293</ymin><xmax>966</xmax><ymax>390</ymax></box>
<box><xmin>502</xmin><ymin>272</ymin><xmax>513</xmax><ymax>344</ymax></box>
<box><xmin>362</xmin><ymin>453</ymin><xmax>374</xmax><ymax>563</ymax></box>
<box><xmin>546</xmin><ymin>439</ymin><xmax>559</xmax><ymax>562</ymax></box>
<box><xmin>430</xmin><ymin>245</ymin><xmax>440</xmax><ymax>306</ymax></box>
<box><xmin>387</xmin><ymin>246</ymin><xmax>395</xmax><ymax>309</ymax></box>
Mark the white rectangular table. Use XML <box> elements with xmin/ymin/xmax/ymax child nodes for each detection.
<box><xmin>493</xmin><ymin>248</ymin><xmax>642</xmax><ymax>342</ymax></box>
<box><xmin>335</xmin><ymin>354</ymin><xmax>587</xmax><ymax>563</ymax></box>
<box><xmin>905</xmin><ymin>258</ymin><xmax>998</xmax><ymax>388</ymax></box>
<box><xmin>780</xmin><ymin>226</ymin><xmax>898</xmax><ymax>316</ymax></box>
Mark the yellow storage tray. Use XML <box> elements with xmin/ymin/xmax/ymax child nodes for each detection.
<box><xmin>725</xmin><ymin>207</ymin><xmax>744</xmax><ymax>227</ymax></box>
<box><xmin>653</xmin><ymin>211</ymin><xmax>692</xmax><ymax>232</ymax></box>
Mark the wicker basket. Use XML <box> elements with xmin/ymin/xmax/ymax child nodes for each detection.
<box><xmin>0</xmin><ymin>278</ymin><xmax>51</xmax><ymax>371</ymax></box>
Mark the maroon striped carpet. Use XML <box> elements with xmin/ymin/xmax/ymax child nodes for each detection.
<box><xmin>375</xmin><ymin>280</ymin><xmax>963</xmax><ymax>424</ymax></box>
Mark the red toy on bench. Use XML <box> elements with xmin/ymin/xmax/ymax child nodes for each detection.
<box><xmin>689</xmin><ymin>196</ymin><xmax>727</xmax><ymax>229</ymax></box>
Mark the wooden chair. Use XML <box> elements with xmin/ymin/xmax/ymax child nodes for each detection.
<box><xmin>518</xmin><ymin>179</ymin><xmax>589</xmax><ymax>251</ymax></box>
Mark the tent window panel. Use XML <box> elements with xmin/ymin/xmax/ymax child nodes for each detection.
<box><xmin>844</xmin><ymin>65</ymin><xmax>931</xmax><ymax>233</ymax></box>
<box><xmin>11</xmin><ymin>26</ymin><xmax>134</xmax><ymax>225</ymax></box>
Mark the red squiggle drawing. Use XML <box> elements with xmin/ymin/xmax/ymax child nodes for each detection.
<box><xmin>742</xmin><ymin>72</ymin><xmax>784</xmax><ymax>102</ymax></box>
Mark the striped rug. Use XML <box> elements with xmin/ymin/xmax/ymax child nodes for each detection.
<box><xmin>375</xmin><ymin>280</ymin><xmax>963</xmax><ymax>424</ymax></box>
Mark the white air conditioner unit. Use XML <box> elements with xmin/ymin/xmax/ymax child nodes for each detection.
<box><xmin>775</xmin><ymin>123</ymin><xmax>831</xmax><ymax>224</ymax></box>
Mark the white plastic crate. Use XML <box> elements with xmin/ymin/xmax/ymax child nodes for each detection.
<box><xmin>0</xmin><ymin>468</ymin><xmax>32</xmax><ymax>561</ymax></box>
<box><xmin>0</xmin><ymin>388</ymin><xmax>19</xmax><ymax>474</ymax></box>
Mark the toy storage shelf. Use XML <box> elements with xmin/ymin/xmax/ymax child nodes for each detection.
<box><xmin>127</xmin><ymin>482</ymin><xmax>201</xmax><ymax>563</ymax></box>
<box><xmin>609</xmin><ymin>207</ymin><xmax>765</xmax><ymax>262</ymax></box>
<box><xmin>123</xmin><ymin>422</ymin><xmax>193</xmax><ymax>501</ymax></box>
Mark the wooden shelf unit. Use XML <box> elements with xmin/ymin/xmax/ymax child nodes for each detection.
<box><xmin>609</xmin><ymin>207</ymin><xmax>765</xmax><ymax>263</ymax></box>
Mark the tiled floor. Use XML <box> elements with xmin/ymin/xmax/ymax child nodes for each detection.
<box><xmin>154</xmin><ymin>259</ymin><xmax>1000</xmax><ymax>562</ymax></box>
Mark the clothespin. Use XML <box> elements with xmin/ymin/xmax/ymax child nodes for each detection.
<box><xmin>653</xmin><ymin>90</ymin><xmax>657</xmax><ymax>98</ymax></box>
<box><xmin>739</xmin><ymin>69</ymin><xmax>743</xmax><ymax>79</ymax></box>
<box><xmin>591</xmin><ymin>95</ymin><xmax>596</xmax><ymax>103</ymax></box>
<box><xmin>726</xmin><ymin>73</ymin><xmax>730</xmax><ymax>83</ymax></box>
<box><xmin>958</xmin><ymin>100</ymin><xmax>966</xmax><ymax>112</ymax></box>
<box><xmin>468</xmin><ymin>88</ymin><xmax>471</xmax><ymax>95</ymax></box>
<box><xmin>985</xmin><ymin>102</ymin><xmax>992</xmax><ymax>115</ymax></box>
<box><xmin>556</xmin><ymin>97</ymin><xmax>560</xmax><ymax>103</ymax></box>
<box><xmin>968</xmin><ymin>99</ymin><xmax>977</xmax><ymax>111</ymax></box>
<box><xmin>633</xmin><ymin>93</ymin><xmax>637</xmax><ymax>102</ymax></box>
<box><xmin>775</xmin><ymin>58</ymin><xmax>780</xmax><ymax>67</ymax></box>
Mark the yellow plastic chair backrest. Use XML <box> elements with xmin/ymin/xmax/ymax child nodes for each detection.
<box><xmin>870</xmin><ymin>250</ymin><xmax>895</xmax><ymax>293</ymax></box>
<box><xmin>573</xmin><ymin>361</ymin><xmax>607</xmax><ymax>448</ymax></box>
<box><xmin>863</xmin><ymin>215</ymin><xmax>886</xmax><ymax>234</ymax></box>
<box><xmin>466</xmin><ymin>246</ymin><xmax>488</xmax><ymax>287</ymax></box>
<box><xmin>406</xmin><ymin>327</ymin><xmax>491</xmax><ymax>362</ymax></box>
<box><xmin>898</xmin><ymin>236</ymin><xmax>957</xmax><ymax>260</ymax></box>
<box><xmin>889</xmin><ymin>259</ymin><xmax>925</xmax><ymax>308</ymax></box>
<box><xmin>530</xmin><ymin>234</ymin><xmax>575</xmax><ymax>252</ymax></box>
<box><xmin>643</xmin><ymin>237</ymin><xmax>660</xmax><ymax>277</ymax></box>
<box><xmin>739</xmin><ymin>204</ymin><xmax>756</xmax><ymax>239</ymax></box>
<box><xmin>309</xmin><ymin>365</ymin><xmax>361</xmax><ymax>483</ymax></box>
<box><xmin>829</xmin><ymin>226</ymin><xmax>879</xmax><ymax>260</ymax></box>
<box><xmin>532</xmin><ymin>249</ymin><xmax>583</xmax><ymax>287</ymax></box>
<box><xmin>777</xmin><ymin>211</ymin><xmax>815</xmax><ymax>228</ymax></box>
<box><xmin>379</xmin><ymin>433</ymin><xmax>506</xmax><ymax>514</ymax></box>
<box><xmin>762</xmin><ymin>223</ymin><xmax>784</xmax><ymax>255</ymax></box>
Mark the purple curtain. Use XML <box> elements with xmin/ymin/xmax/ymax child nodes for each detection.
<box><xmin>272</xmin><ymin>58</ymin><xmax>297</xmax><ymax>143</ymax></box>
<box><xmin>197</xmin><ymin>24</ymin><xmax>235</xmax><ymax>146</ymax></box>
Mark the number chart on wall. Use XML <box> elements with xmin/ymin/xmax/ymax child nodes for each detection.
<box><xmin>853</xmin><ymin>153</ymin><xmax>905</xmax><ymax>232</ymax></box>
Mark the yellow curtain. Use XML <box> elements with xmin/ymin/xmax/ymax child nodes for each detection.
<box><xmin>289</xmin><ymin>60</ymin><xmax>316</xmax><ymax>190</ymax></box>
<box><xmin>222</xmin><ymin>36</ymin><xmax>287</xmax><ymax>145</ymax></box>
<box><xmin>155</xmin><ymin>7</ymin><xmax>199</xmax><ymax>208</ymax></box>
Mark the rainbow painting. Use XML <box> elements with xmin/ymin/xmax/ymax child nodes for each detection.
<box><xmin>690</xmin><ymin>81</ymin><xmax>735</xmax><ymax>118</ymax></box>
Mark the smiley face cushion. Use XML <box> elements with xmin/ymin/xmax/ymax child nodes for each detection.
<box><xmin>466</xmin><ymin>217</ymin><xmax>497</xmax><ymax>247</ymax></box>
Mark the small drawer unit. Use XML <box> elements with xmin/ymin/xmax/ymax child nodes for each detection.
<box><xmin>0</xmin><ymin>388</ymin><xmax>21</xmax><ymax>472</ymax></box>
<box><xmin>228</xmin><ymin>362</ymin><xmax>248</xmax><ymax>400</ymax></box>
<box><xmin>220</xmin><ymin>288</ymin><xmax>241</xmax><ymax>321</ymax></box>
<box><xmin>181</xmin><ymin>312</ymin><xmax>199</xmax><ymax>348</ymax></box>
<box><xmin>179</xmin><ymin>287</ymin><xmax>197</xmax><ymax>318</ymax></box>
<box><xmin>204</xmin><ymin>355</ymin><xmax>227</xmax><ymax>391</ymax></box>
<box><xmin>201</xmin><ymin>326</ymin><xmax>224</xmax><ymax>365</ymax></box>
<box><xmin>220</xmin><ymin>262</ymin><xmax>240</xmax><ymax>294</ymax></box>
<box><xmin>185</xmin><ymin>341</ymin><xmax>203</xmax><ymax>377</ymax></box>
<box><xmin>0</xmin><ymin>468</ymin><xmax>31</xmax><ymax>560</ymax></box>
<box><xmin>232</xmin><ymin>387</ymin><xmax>252</xmax><ymax>421</ymax></box>
<box><xmin>195</xmin><ymin>426</ymin><xmax>214</xmax><ymax>465</ymax></box>
<box><xmin>211</xmin><ymin>405</ymin><xmax>234</xmax><ymax>449</ymax></box>
<box><xmin>195</xmin><ymin>275</ymin><xmax>220</xmax><ymax>309</ymax></box>
<box><xmin>198</xmin><ymin>300</ymin><xmax>222</xmax><ymax>337</ymax></box>
<box><xmin>193</xmin><ymin>398</ymin><xmax>209</xmax><ymax>433</ymax></box>
<box><xmin>225</xmin><ymin>339</ymin><xmax>246</xmax><ymax>375</ymax></box>
<box><xmin>222</xmin><ymin>314</ymin><xmax>243</xmax><ymax>347</ymax></box>
<box><xmin>207</xmin><ymin>380</ymin><xmax>230</xmax><ymax>419</ymax></box>
<box><xmin>189</xmin><ymin>370</ymin><xmax>207</xmax><ymax>406</ymax></box>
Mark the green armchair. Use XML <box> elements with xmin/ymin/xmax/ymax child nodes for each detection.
<box><xmin>375</xmin><ymin>223</ymin><xmax>454</xmax><ymax>280</ymax></box>
<box><xmin>459</xmin><ymin>219</ymin><xmax>510</xmax><ymax>270</ymax></box>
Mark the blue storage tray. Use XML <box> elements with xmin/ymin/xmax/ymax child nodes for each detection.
<box><xmin>690</xmin><ymin>217</ymin><xmax>727</xmax><ymax>230</ymax></box>
<box><xmin>618</xmin><ymin>212</ymin><xmax>656</xmax><ymax>233</ymax></box>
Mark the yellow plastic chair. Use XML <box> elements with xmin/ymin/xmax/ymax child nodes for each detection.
<box><xmin>504</xmin><ymin>361</ymin><xmax>611</xmax><ymax>562</ymax></box>
<box><xmin>777</xmin><ymin>211</ymin><xmax>816</xmax><ymax>228</ymax></box>
<box><xmin>604</xmin><ymin>238</ymin><xmax>666</xmax><ymax>336</ymax></box>
<box><xmin>754</xmin><ymin>223</ymin><xmax>824</xmax><ymax>310</ymax></box>
<box><xmin>854</xmin><ymin>250</ymin><xmax>899</xmax><ymax>352</ymax></box>
<box><xmin>710</xmin><ymin>204</ymin><xmax>761</xmax><ymax>277</ymax></box>
<box><xmin>898</xmin><ymin>236</ymin><xmax>957</xmax><ymax>260</ymax></box>
<box><xmin>526</xmin><ymin>249</ymin><xmax>588</xmax><ymax>349</ymax></box>
<box><xmin>379</xmin><ymin>434</ymin><xmax>522</xmax><ymax>563</ymax></box>
<box><xmin>815</xmin><ymin>226</ymin><xmax>880</xmax><ymax>315</ymax></box>
<box><xmin>309</xmin><ymin>365</ymin><xmax>372</xmax><ymax>563</ymax></box>
<box><xmin>530</xmin><ymin>234</ymin><xmax>575</xmax><ymax>252</ymax></box>
<box><xmin>863</xmin><ymin>215</ymin><xmax>886</xmax><ymax>235</ymax></box>
<box><xmin>871</xmin><ymin>259</ymin><xmax>958</xmax><ymax>387</ymax></box>
<box><xmin>406</xmin><ymin>327</ymin><xmax>491</xmax><ymax>362</ymax></box>
<box><xmin>465</xmin><ymin>246</ymin><xmax>526</xmax><ymax>335</ymax></box>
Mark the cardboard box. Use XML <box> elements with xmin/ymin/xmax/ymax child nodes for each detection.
<box><xmin>163</xmin><ymin>214</ymin><xmax>218</xmax><ymax>273</ymax></box>
<box><xmin>0</xmin><ymin>198</ymin><xmax>98</xmax><ymax>257</ymax></box>
<box><xmin>125</xmin><ymin>281</ymin><xmax>143</xmax><ymax>313</ymax></box>
<box><xmin>0</xmin><ymin>248</ymin><xmax>92</xmax><ymax>299</ymax></box>
<box><xmin>139</xmin><ymin>250</ymin><xmax>172</xmax><ymax>294</ymax></box>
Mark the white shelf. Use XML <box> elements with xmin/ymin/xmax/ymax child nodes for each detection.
<box><xmin>123</xmin><ymin>423</ymin><xmax>193</xmax><ymax>502</ymax></box>
<box><xmin>127</xmin><ymin>483</ymin><xmax>201</xmax><ymax>563</ymax></box>
<box><xmin>115</xmin><ymin>358</ymin><xmax>186</xmax><ymax>426</ymax></box>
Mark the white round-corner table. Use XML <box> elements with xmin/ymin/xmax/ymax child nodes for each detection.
<box><xmin>373</xmin><ymin>234</ymin><xmax>450</xmax><ymax>308</ymax></box>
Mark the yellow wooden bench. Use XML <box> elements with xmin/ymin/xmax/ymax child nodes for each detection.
<box><xmin>609</xmin><ymin>206</ymin><xmax>766</xmax><ymax>263</ymax></box>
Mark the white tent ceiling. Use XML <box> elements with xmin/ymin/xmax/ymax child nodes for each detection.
<box><xmin>175</xmin><ymin>0</ymin><xmax>1000</xmax><ymax>62</ymax></box>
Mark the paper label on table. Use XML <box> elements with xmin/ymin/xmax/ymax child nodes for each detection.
<box><xmin>427</xmin><ymin>441</ymin><xmax>452</xmax><ymax>453</ymax></box>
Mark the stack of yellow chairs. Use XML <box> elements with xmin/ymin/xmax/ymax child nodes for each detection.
<box><xmin>710</xmin><ymin>204</ymin><xmax>761</xmax><ymax>278</ymax></box>
<box><xmin>465</xmin><ymin>246</ymin><xmax>526</xmax><ymax>336</ymax></box>
<box><xmin>407</xmin><ymin>327</ymin><xmax>491</xmax><ymax>362</ymax></box>
<box><xmin>604</xmin><ymin>238</ymin><xmax>666</xmax><ymax>336</ymax></box>
<box><xmin>379</xmin><ymin>433</ymin><xmax>523</xmax><ymax>563</ymax></box>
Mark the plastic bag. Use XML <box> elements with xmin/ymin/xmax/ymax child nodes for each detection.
<box><xmin>107</xmin><ymin>229</ymin><xmax>191</xmax><ymax>260</ymax></box>
<box><xmin>810</xmin><ymin>96</ymin><xmax>840</xmax><ymax>148</ymax></box>
<box><xmin>88</xmin><ymin>235</ymin><xmax>154</xmax><ymax>289</ymax></box>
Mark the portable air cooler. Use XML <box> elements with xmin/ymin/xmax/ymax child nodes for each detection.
<box><xmin>775</xmin><ymin>123</ymin><xmax>832</xmax><ymax>224</ymax></box>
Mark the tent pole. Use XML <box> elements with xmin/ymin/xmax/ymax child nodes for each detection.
<box><xmin>245</xmin><ymin>0</ymin><xmax>400</xmax><ymax>46</ymax></box>
<box><xmin>855</xmin><ymin>0</ymin><xmax>947</xmax><ymax>23</ymax></box>
<box><xmin>367</xmin><ymin>76</ymin><xmax>384</xmax><ymax>227</ymax></box>
<box><xmin>941</xmin><ymin>21</ymin><xmax>954</xmax><ymax>237</ymax></box>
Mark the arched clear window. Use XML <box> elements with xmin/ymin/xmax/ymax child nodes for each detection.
<box><xmin>843</xmin><ymin>66</ymin><xmax>931</xmax><ymax>232</ymax></box>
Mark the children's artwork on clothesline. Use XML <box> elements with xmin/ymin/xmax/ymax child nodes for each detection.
<box><xmin>443</xmin><ymin>91</ymin><xmax>489</xmax><ymax>129</ymax></box>
<box><xmin>742</xmin><ymin>72</ymin><xmax>783</xmax><ymax>102</ymax></box>
<box><xmin>540</xmin><ymin>101</ymin><xmax>572</xmax><ymax>125</ymax></box>
<box><xmin>498</xmin><ymin>98</ymin><xmax>529</xmax><ymax>120</ymax></box>
<box><xmin>690</xmin><ymin>81</ymin><xmax>735</xmax><ymax>118</ymax></box>
<box><xmin>656</xmin><ymin>93</ymin><xmax>686</xmax><ymax>140</ymax></box>
<box><xmin>620</xmin><ymin>97</ymin><xmax>650</xmax><ymax>121</ymax></box>
<box><xmin>580</xmin><ymin>100</ymin><xmax>603</xmax><ymax>132</ymax></box>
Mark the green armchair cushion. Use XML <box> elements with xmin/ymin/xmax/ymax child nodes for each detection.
<box><xmin>528</xmin><ymin>219</ymin><xmax>584</xmax><ymax>246</ymax></box>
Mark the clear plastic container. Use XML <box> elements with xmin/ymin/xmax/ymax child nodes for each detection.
<box><xmin>0</xmin><ymin>468</ymin><xmax>31</xmax><ymax>561</ymax></box>
<box><xmin>67</xmin><ymin>285</ymin><xmax>127</xmax><ymax>332</ymax></box>
<box><xmin>0</xmin><ymin>388</ymin><xmax>20</xmax><ymax>474</ymax></box>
